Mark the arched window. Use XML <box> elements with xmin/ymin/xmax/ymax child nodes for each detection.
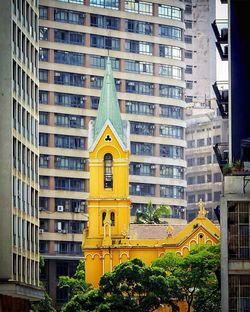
<box><xmin>110</xmin><ymin>212</ymin><xmax>115</xmax><ymax>226</ymax></box>
<box><xmin>102</xmin><ymin>212</ymin><xmax>106</xmax><ymax>226</ymax></box>
<box><xmin>104</xmin><ymin>153</ymin><xmax>113</xmax><ymax>188</ymax></box>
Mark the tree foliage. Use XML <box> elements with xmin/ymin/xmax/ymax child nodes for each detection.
<box><xmin>58</xmin><ymin>260</ymin><xmax>89</xmax><ymax>298</ymax></box>
<box><xmin>153</xmin><ymin>244</ymin><xmax>221</xmax><ymax>312</ymax></box>
<box><xmin>135</xmin><ymin>201</ymin><xmax>171</xmax><ymax>224</ymax></box>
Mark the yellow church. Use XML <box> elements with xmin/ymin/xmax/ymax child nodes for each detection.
<box><xmin>82</xmin><ymin>58</ymin><xmax>220</xmax><ymax>311</ymax></box>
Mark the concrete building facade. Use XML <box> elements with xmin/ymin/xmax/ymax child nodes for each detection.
<box><xmin>185</xmin><ymin>105</ymin><xmax>228</xmax><ymax>221</ymax></box>
<box><xmin>0</xmin><ymin>0</ymin><xmax>43</xmax><ymax>310</ymax></box>
<box><xmin>38</xmin><ymin>0</ymin><xmax>187</xmax><ymax>306</ymax></box>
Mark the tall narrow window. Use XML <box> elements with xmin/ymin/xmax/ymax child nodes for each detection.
<box><xmin>110</xmin><ymin>212</ymin><xmax>115</xmax><ymax>226</ymax></box>
<box><xmin>104</xmin><ymin>153</ymin><xmax>113</xmax><ymax>188</ymax></box>
<box><xmin>102</xmin><ymin>212</ymin><xmax>106</xmax><ymax>226</ymax></box>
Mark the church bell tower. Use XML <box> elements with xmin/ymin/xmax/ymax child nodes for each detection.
<box><xmin>83</xmin><ymin>58</ymin><xmax>131</xmax><ymax>285</ymax></box>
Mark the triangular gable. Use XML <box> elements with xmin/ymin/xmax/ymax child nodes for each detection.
<box><xmin>89</xmin><ymin>120</ymin><xmax>129</xmax><ymax>153</ymax></box>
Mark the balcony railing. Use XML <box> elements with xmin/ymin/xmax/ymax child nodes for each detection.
<box><xmin>212</xmin><ymin>19</ymin><xmax>228</xmax><ymax>61</ymax></box>
<box><xmin>212</xmin><ymin>81</ymin><xmax>228</xmax><ymax>118</ymax></box>
<box><xmin>213</xmin><ymin>142</ymin><xmax>229</xmax><ymax>172</ymax></box>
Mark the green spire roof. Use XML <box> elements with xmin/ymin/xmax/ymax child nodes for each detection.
<box><xmin>93</xmin><ymin>57</ymin><xmax>125</xmax><ymax>145</ymax></box>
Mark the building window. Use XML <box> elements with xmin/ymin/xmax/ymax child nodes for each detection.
<box><xmin>39</xmin><ymin>6</ymin><xmax>48</xmax><ymax>19</ymax></box>
<box><xmin>207</xmin><ymin>193</ymin><xmax>212</xmax><ymax>201</ymax></box>
<box><xmin>110</xmin><ymin>212</ymin><xmax>115</xmax><ymax>226</ymax></box>
<box><xmin>125</xmin><ymin>60</ymin><xmax>153</xmax><ymax>75</ymax></box>
<box><xmin>90</xmin><ymin>35</ymin><xmax>119</xmax><ymax>50</ymax></box>
<box><xmin>197</xmin><ymin>139</ymin><xmax>205</xmax><ymax>147</ymax></box>
<box><xmin>184</xmin><ymin>35</ymin><xmax>192</xmax><ymax>44</ymax></box>
<box><xmin>160</xmin><ymin>185</ymin><xmax>184</xmax><ymax>199</ymax></box>
<box><xmin>214</xmin><ymin>191</ymin><xmax>221</xmax><ymax>201</ymax></box>
<box><xmin>39</xmin><ymin>91</ymin><xmax>48</xmax><ymax>104</ymax></box>
<box><xmin>90</xmin><ymin>55</ymin><xmax>119</xmax><ymax>70</ymax></box>
<box><xmin>187</xmin><ymin>158</ymin><xmax>195</xmax><ymax>166</ymax></box>
<box><xmin>197</xmin><ymin>157</ymin><xmax>205</xmax><ymax>165</ymax></box>
<box><xmin>90</xmin><ymin>14</ymin><xmax>119</xmax><ymax>29</ymax></box>
<box><xmin>185</xmin><ymin>65</ymin><xmax>193</xmax><ymax>74</ymax></box>
<box><xmin>54</xmin><ymin>93</ymin><xmax>85</xmax><ymax>108</ymax></box>
<box><xmin>54</xmin><ymin>135</ymin><xmax>84</xmax><ymax>149</ymax></box>
<box><xmin>187</xmin><ymin>176</ymin><xmax>195</xmax><ymax>185</ymax></box>
<box><xmin>131</xmin><ymin>142</ymin><xmax>154</xmax><ymax>156</ymax></box>
<box><xmin>54</xmin><ymin>51</ymin><xmax>84</xmax><ymax>66</ymax></box>
<box><xmin>55</xmin><ymin>114</ymin><xmax>84</xmax><ymax>129</ymax></box>
<box><xmin>39</xmin><ymin>197</ymin><xmax>48</xmax><ymax>211</ymax></box>
<box><xmin>55</xmin><ymin>178</ymin><xmax>84</xmax><ymax>192</ymax></box>
<box><xmin>54</xmin><ymin>9</ymin><xmax>84</xmax><ymax>25</ymax></box>
<box><xmin>160</xmin><ymin>125</ymin><xmax>183</xmax><ymax>139</ymax></box>
<box><xmin>125</xmin><ymin>0</ymin><xmax>152</xmax><ymax>15</ymax></box>
<box><xmin>125</xmin><ymin>101</ymin><xmax>154</xmax><ymax>116</ymax></box>
<box><xmin>130</xmin><ymin>163</ymin><xmax>155</xmax><ymax>177</ymax></box>
<box><xmin>158</xmin><ymin>4</ymin><xmax>182</xmax><ymax>21</ymax></box>
<box><xmin>185</xmin><ymin>20</ymin><xmax>192</xmax><ymax>29</ymax></box>
<box><xmin>90</xmin><ymin>0</ymin><xmax>119</xmax><ymax>10</ymax></box>
<box><xmin>228</xmin><ymin>202</ymin><xmax>250</xmax><ymax>260</ymax></box>
<box><xmin>39</xmin><ymin>27</ymin><xmax>48</xmax><ymax>40</ymax></box>
<box><xmin>160</xmin><ymin>145</ymin><xmax>184</xmax><ymax>159</ymax></box>
<box><xmin>54</xmin><ymin>72</ymin><xmax>85</xmax><ymax>87</ymax></box>
<box><xmin>187</xmin><ymin>194</ymin><xmax>196</xmax><ymax>203</ymax></box>
<box><xmin>39</xmin><ymin>69</ymin><xmax>48</xmax><ymax>83</ymax></box>
<box><xmin>185</xmin><ymin>5</ymin><xmax>192</xmax><ymax>14</ymax></box>
<box><xmin>54</xmin><ymin>242</ymin><xmax>82</xmax><ymax>254</ymax></box>
<box><xmin>125</xmin><ymin>20</ymin><xmax>152</xmax><ymax>35</ymax></box>
<box><xmin>160</xmin><ymin>165</ymin><xmax>184</xmax><ymax>179</ymax></box>
<box><xmin>130</xmin><ymin>183</ymin><xmax>155</xmax><ymax>196</ymax></box>
<box><xmin>207</xmin><ymin>156</ymin><xmax>212</xmax><ymax>164</ymax></box>
<box><xmin>207</xmin><ymin>174</ymin><xmax>212</xmax><ymax>182</ymax></box>
<box><xmin>186</xmin><ymin>80</ymin><xmax>193</xmax><ymax>89</ymax></box>
<box><xmin>54</xmin><ymin>29</ymin><xmax>85</xmax><ymax>45</ymax></box>
<box><xmin>159</xmin><ymin>65</ymin><xmax>183</xmax><ymax>80</ymax></box>
<box><xmin>229</xmin><ymin>275</ymin><xmax>250</xmax><ymax>311</ymax></box>
<box><xmin>39</xmin><ymin>112</ymin><xmax>48</xmax><ymax>125</ymax></box>
<box><xmin>39</xmin><ymin>48</ymin><xmax>48</xmax><ymax>62</ymax></box>
<box><xmin>185</xmin><ymin>96</ymin><xmax>193</xmax><ymax>103</ymax></box>
<box><xmin>213</xmin><ymin>135</ymin><xmax>221</xmax><ymax>144</ymax></box>
<box><xmin>159</xmin><ymin>85</ymin><xmax>183</xmax><ymax>100</ymax></box>
<box><xmin>125</xmin><ymin>40</ymin><xmax>153</xmax><ymax>55</ymax></box>
<box><xmin>130</xmin><ymin>122</ymin><xmax>155</xmax><ymax>136</ymax></box>
<box><xmin>104</xmin><ymin>153</ymin><xmax>113</xmax><ymax>188</ymax></box>
<box><xmin>39</xmin><ymin>133</ymin><xmax>48</xmax><ymax>147</ymax></box>
<box><xmin>184</xmin><ymin>50</ymin><xmax>193</xmax><ymax>59</ymax></box>
<box><xmin>126</xmin><ymin>81</ymin><xmax>154</xmax><ymax>95</ymax></box>
<box><xmin>160</xmin><ymin>105</ymin><xmax>183</xmax><ymax>119</ymax></box>
<box><xmin>91</xmin><ymin>97</ymin><xmax>99</xmax><ymax>109</ymax></box>
<box><xmin>102</xmin><ymin>212</ymin><xmax>106</xmax><ymax>226</ymax></box>
<box><xmin>55</xmin><ymin>156</ymin><xmax>85</xmax><ymax>171</ymax></box>
<box><xmin>159</xmin><ymin>25</ymin><xmax>182</xmax><ymax>40</ymax></box>
<box><xmin>214</xmin><ymin>172</ymin><xmax>222</xmax><ymax>182</ymax></box>
<box><xmin>197</xmin><ymin>175</ymin><xmax>205</xmax><ymax>184</ymax></box>
<box><xmin>39</xmin><ymin>155</ymin><xmax>49</xmax><ymax>168</ymax></box>
<box><xmin>40</xmin><ymin>176</ymin><xmax>49</xmax><ymax>189</ymax></box>
<box><xmin>159</xmin><ymin>45</ymin><xmax>182</xmax><ymax>60</ymax></box>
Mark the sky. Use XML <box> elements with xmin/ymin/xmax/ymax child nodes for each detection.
<box><xmin>216</xmin><ymin>0</ymin><xmax>228</xmax><ymax>81</ymax></box>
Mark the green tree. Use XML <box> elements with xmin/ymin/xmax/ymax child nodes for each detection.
<box><xmin>153</xmin><ymin>244</ymin><xmax>221</xmax><ymax>312</ymax></box>
<box><xmin>135</xmin><ymin>201</ymin><xmax>171</xmax><ymax>224</ymax></box>
<box><xmin>61</xmin><ymin>259</ymin><xmax>172</xmax><ymax>312</ymax></box>
<box><xmin>58</xmin><ymin>260</ymin><xmax>89</xmax><ymax>298</ymax></box>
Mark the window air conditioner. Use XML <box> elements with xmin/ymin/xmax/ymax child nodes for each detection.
<box><xmin>57</xmin><ymin>205</ymin><xmax>64</xmax><ymax>212</ymax></box>
<box><xmin>39</xmin><ymin>229</ymin><xmax>44</xmax><ymax>234</ymax></box>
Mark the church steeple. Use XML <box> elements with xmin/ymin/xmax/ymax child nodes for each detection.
<box><xmin>89</xmin><ymin>57</ymin><xmax>128</xmax><ymax>151</ymax></box>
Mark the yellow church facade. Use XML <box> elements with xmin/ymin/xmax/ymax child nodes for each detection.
<box><xmin>82</xmin><ymin>58</ymin><xmax>220</xmax><ymax>310</ymax></box>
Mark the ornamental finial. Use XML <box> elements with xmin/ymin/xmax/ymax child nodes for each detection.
<box><xmin>198</xmin><ymin>198</ymin><xmax>207</xmax><ymax>217</ymax></box>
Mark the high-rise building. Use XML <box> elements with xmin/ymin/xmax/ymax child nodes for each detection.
<box><xmin>38</xmin><ymin>0</ymin><xmax>187</xmax><ymax>306</ymax></box>
<box><xmin>183</xmin><ymin>0</ymin><xmax>216</xmax><ymax>107</ymax></box>
<box><xmin>185</xmin><ymin>103</ymin><xmax>228</xmax><ymax>221</ymax></box>
<box><xmin>212</xmin><ymin>1</ymin><xmax>250</xmax><ymax>311</ymax></box>
<box><xmin>0</xmin><ymin>0</ymin><xmax>43</xmax><ymax>310</ymax></box>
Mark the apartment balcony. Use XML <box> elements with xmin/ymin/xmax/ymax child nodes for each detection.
<box><xmin>212</xmin><ymin>81</ymin><xmax>228</xmax><ymax>118</ymax></box>
<box><xmin>212</xmin><ymin>19</ymin><xmax>228</xmax><ymax>61</ymax></box>
<box><xmin>213</xmin><ymin>142</ymin><xmax>229</xmax><ymax>172</ymax></box>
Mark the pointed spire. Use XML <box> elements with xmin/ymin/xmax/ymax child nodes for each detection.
<box><xmin>93</xmin><ymin>57</ymin><xmax>125</xmax><ymax>145</ymax></box>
